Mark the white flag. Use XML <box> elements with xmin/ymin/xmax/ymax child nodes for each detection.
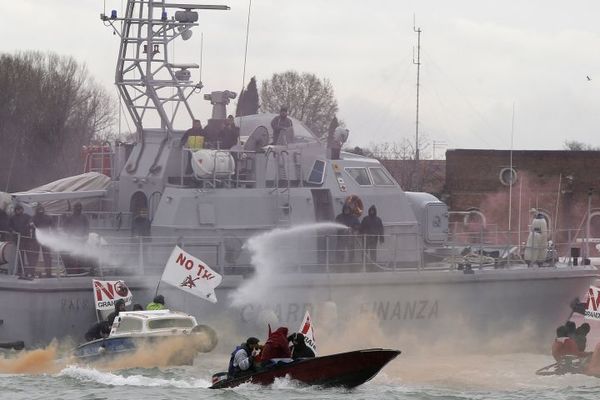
<box><xmin>298</xmin><ymin>310</ymin><xmax>317</xmax><ymax>355</ymax></box>
<box><xmin>585</xmin><ymin>286</ymin><xmax>600</xmax><ymax>320</ymax></box>
<box><xmin>161</xmin><ymin>245</ymin><xmax>223</xmax><ymax>303</ymax></box>
<box><xmin>93</xmin><ymin>279</ymin><xmax>133</xmax><ymax>311</ymax></box>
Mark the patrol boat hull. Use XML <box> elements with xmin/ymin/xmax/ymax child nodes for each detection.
<box><xmin>0</xmin><ymin>267</ymin><xmax>595</xmax><ymax>349</ymax></box>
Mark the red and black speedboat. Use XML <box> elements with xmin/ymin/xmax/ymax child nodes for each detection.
<box><xmin>210</xmin><ymin>348</ymin><xmax>400</xmax><ymax>389</ymax></box>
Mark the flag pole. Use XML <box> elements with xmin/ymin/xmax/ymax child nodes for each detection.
<box><xmin>154</xmin><ymin>279</ymin><xmax>161</xmax><ymax>298</ymax></box>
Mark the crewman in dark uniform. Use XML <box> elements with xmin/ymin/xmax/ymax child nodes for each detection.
<box><xmin>270</xmin><ymin>106</ymin><xmax>293</xmax><ymax>145</ymax></box>
<box><xmin>9</xmin><ymin>204</ymin><xmax>35</xmax><ymax>276</ymax></box>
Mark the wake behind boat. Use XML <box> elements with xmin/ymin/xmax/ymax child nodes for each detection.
<box><xmin>74</xmin><ymin>309</ymin><xmax>217</xmax><ymax>365</ymax></box>
<box><xmin>210</xmin><ymin>348</ymin><xmax>400</xmax><ymax>389</ymax></box>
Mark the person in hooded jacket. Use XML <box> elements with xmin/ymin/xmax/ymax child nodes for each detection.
<box><xmin>335</xmin><ymin>204</ymin><xmax>360</xmax><ymax>263</ymax></box>
<box><xmin>287</xmin><ymin>332</ymin><xmax>315</xmax><ymax>359</ymax></box>
<box><xmin>259</xmin><ymin>327</ymin><xmax>291</xmax><ymax>364</ymax></box>
<box><xmin>552</xmin><ymin>325</ymin><xmax>581</xmax><ymax>361</ymax></box>
<box><xmin>359</xmin><ymin>205</ymin><xmax>384</xmax><ymax>262</ymax></box>
<box><xmin>107</xmin><ymin>298</ymin><xmax>127</xmax><ymax>326</ymax></box>
<box><xmin>84</xmin><ymin>320</ymin><xmax>111</xmax><ymax>342</ymax></box>
<box><xmin>9</xmin><ymin>204</ymin><xmax>35</xmax><ymax>275</ymax></box>
<box><xmin>146</xmin><ymin>294</ymin><xmax>166</xmax><ymax>310</ymax></box>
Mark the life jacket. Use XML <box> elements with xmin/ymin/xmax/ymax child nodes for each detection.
<box><xmin>228</xmin><ymin>345</ymin><xmax>247</xmax><ymax>377</ymax></box>
<box><xmin>146</xmin><ymin>302</ymin><xmax>165</xmax><ymax>310</ymax></box>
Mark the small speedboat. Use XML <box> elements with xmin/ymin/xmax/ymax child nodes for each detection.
<box><xmin>73</xmin><ymin>310</ymin><xmax>218</xmax><ymax>365</ymax></box>
<box><xmin>210</xmin><ymin>348</ymin><xmax>400</xmax><ymax>389</ymax></box>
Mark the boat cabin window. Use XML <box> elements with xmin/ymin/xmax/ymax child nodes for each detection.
<box><xmin>369</xmin><ymin>167</ymin><xmax>395</xmax><ymax>186</ymax></box>
<box><xmin>115</xmin><ymin>317</ymin><xmax>143</xmax><ymax>334</ymax></box>
<box><xmin>307</xmin><ymin>160</ymin><xmax>326</xmax><ymax>185</ymax></box>
<box><xmin>148</xmin><ymin>318</ymin><xmax>195</xmax><ymax>330</ymax></box>
<box><xmin>345</xmin><ymin>167</ymin><xmax>372</xmax><ymax>186</ymax></box>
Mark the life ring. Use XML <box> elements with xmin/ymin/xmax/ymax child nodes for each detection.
<box><xmin>344</xmin><ymin>195</ymin><xmax>363</xmax><ymax>217</ymax></box>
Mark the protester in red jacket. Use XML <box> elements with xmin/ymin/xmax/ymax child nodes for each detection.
<box><xmin>552</xmin><ymin>325</ymin><xmax>581</xmax><ymax>361</ymax></box>
<box><xmin>259</xmin><ymin>327</ymin><xmax>291</xmax><ymax>361</ymax></box>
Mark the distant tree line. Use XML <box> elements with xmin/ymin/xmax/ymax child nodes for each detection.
<box><xmin>563</xmin><ymin>140</ymin><xmax>600</xmax><ymax>151</ymax></box>
<box><xmin>0</xmin><ymin>51</ymin><xmax>114</xmax><ymax>192</ymax></box>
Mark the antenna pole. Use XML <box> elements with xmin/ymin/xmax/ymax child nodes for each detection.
<box><xmin>413</xmin><ymin>16</ymin><xmax>422</xmax><ymax>191</ymax></box>
<box><xmin>508</xmin><ymin>102</ymin><xmax>515</xmax><ymax>231</ymax></box>
<box><xmin>199</xmin><ymin>32</ymin><xmax>204</xmax><ymax>83</ymax></box>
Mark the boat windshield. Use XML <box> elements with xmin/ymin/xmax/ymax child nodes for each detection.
<box><xmin>148</xmin><ymin>318</ymin><xmax>195</xmax><ymax>330</ymax></box>
<box><xmin>115</xmin><ymin>317</ymin><xmax>143</xmax><ymax>334</ymax></box>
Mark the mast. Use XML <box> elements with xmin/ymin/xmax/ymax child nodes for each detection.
<box><xmin>100</xmin><ymin>2</ymin><xmax>229</xmax><ymax>135</ymax></box>
<box><xmin>413</xmin><ymin>18</ymin><xmax>422</xmax><ymax>191</ymax></box>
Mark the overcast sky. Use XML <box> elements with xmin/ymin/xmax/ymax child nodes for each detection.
<box><xmin>1</xmin><ymin>1</ymin><xmax>599</xmax><ymax>155</ymax></box>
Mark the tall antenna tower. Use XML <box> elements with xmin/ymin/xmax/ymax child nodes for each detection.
<box><xmin>413</xmin><ymin>17</ymin><xmax>422</xmax><ymax>191</ymax></box>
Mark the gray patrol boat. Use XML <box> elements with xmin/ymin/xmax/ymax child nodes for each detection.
<box><xmin>0</xmin><ymin>1</ymin><xmax>596</xmax><ymax>349</ymax></box>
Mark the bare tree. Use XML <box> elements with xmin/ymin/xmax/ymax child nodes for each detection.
<box><xmin>563</xmin><ymin>140</ymin><xmax>600</xmax><ymax>151</ymax></box>
<box><xmin>0</xmin><ymin>51</ymin><xmax>115</xmax><ymax>192</ymax></box>
<box><xmin>260</xmin><ymin>71</ymin><xmax>339</xmax><ymax>137</ymax></box>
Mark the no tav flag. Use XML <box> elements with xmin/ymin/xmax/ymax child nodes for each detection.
<box><xmin>585</xmin><ymin>286</ymin><xmax>600</xmax><ymax>320</ymax></box>
<box><xmin>299</xmin><ymin>310</ymin><xmax>317</xmax><ymax>356</ymax></box>
<box><xmin>161</xmin><ymin>245</ymin><xmax>223</xmax><ymax>303</ymax></box>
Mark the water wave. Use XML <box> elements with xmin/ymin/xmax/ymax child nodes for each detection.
<box><xmin>58</xmin><ymin>365</ymin><xmax>210</xmax><ymax>388</ymax></box>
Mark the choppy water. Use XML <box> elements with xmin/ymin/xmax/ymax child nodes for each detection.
<box><xmin>2</xmin><ymin>350</ymin><xmax>600</xmax><ymax>400</ymax></box>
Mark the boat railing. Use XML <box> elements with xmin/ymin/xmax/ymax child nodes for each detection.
<box><xmin>1</xmin><ymin>227</ymin><xmax>597</xmax><ymax>278</ymax></box>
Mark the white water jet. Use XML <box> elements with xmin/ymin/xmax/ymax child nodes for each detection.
<box><xmin>229</xmin><ymin>222</ymin><xmax>345</xmax><ymax>307</ymax></box>
<box><xmin>35</xmin><ymin>229</ymin><xmax>123</xmax><ymax>268</ymax></box>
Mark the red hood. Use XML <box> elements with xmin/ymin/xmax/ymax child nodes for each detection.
<box><xmin>273</xmin><ymin>327</ymin><xmax>288</xmax><ymax>337</ymax></box>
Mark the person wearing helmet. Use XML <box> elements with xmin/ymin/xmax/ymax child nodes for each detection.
<box><xmin>146</xmin><ymin>294</ymin><xmax>166</xmax><ymax>310</ymax></box>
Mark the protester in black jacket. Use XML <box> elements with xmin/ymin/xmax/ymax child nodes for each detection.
<box><xmin>84</xmin><ymin>320</ymin><xmax>111</xmax><ymax>342</ymax></box>
<box><xmin>359</xmin><ymin>205</ymin><xmax>384</xmax><ymax>262</ymax></box>
<box><xmin>107</xmin><ymin>299</ymin><xmax>127</xmax><ymax>326</ymax></box>
<box><xmin>9</xmin><ymin>204</ymin><xmax>35</xmax><ymax>275</ymax></box>
<box><xmin>288</xmin><ymin>332</ymin><xmax>315</xmax><ymax>359</ymax></box>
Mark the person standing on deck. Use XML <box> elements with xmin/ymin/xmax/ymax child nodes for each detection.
<box><xmin>9</xmin><ymin>204</ymin><xmax>35</xmax><ymax>276</ymax></box>
<box><xmin>270</xmin><ymin>106</ymin><xmax>292</xmax><ymax>145</ymax></box>
<box><xmin>359</xmin><ymin>205</ymin><xmax>384</xmax><ymax>262</ymax></box>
